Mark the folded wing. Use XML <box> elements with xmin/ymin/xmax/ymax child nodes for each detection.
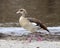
<box><xmin>27</xmin><ymin>18</ymin><xmax>49</xmax><ymax>32</ymax></box>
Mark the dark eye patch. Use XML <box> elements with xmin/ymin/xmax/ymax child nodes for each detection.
<box><xmin>20</xmin><ymin>10</ymin><xmax>23</xmax><ymax>11</ymax></box>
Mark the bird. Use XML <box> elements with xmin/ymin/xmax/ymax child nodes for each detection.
<box><xmin>16</xmin><ymin>8</ymin><xmax>50</xmax><ymax>42</ymax></box>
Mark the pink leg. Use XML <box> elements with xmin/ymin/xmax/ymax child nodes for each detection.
<box><xmin>37</xmin><ymin>36</ymin><xmax>42</xmax><ymax>41</ymax></box>
<box><xmin>27</xmin><ymin>35</ymin><xmax>33</xmax><ymax>42</ymax></box>
<box><xmin>35</xmin><ymin>33</ymin><xmax>42</xmax><ymax>41</ymax></box>
<box><xmin>27</xmin><ymin>37</ymin><xmax>32</xmax><ymax>42</ymax></box>
<box><xmin>27</xmin><ymin>33</ymin><xmax>42</xmax><ymax>42</ymax></box>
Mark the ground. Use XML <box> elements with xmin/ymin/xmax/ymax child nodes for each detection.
<box><xmin>0</xmin><ymin>39</ymin><xmax>60</xmax><ymax>48</ymax></box>
<box><xmin>0</xmin><ymin>34</ymin><xmax>60</xmax><ymax>48</ymax></box>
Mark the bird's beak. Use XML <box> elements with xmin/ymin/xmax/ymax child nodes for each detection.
<box><xmin>16</xmin><ymin>11</ymin><xmax>20</xmax><ymax>14</ymax></box>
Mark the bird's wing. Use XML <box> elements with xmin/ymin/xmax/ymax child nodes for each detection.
<box><xmin>27</xmin><ymin>17</ymin><xmax>49</xmax><ymax>32</ymax></box>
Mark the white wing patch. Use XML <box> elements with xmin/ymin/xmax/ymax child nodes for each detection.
<box><xmin>31</xmin><ymin>22</ymin><xmax>37</xmax><ymax>26</ymax></box>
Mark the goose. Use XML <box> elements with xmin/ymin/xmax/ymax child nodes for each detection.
<box><xmin>16</xmin><ymin>8</ymin><xmax>50</xmax><ymax>41</ymax></box>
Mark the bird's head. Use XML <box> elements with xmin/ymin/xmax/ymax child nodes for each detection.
<box><xmin>16</xmin><ymin>8</ymin><xmax>27</xmax><ymax>16</ymax></box>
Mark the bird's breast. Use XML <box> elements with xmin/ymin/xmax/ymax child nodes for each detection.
<box><xmin>19</xmin><ymin>16</ymin><xmax>30</xmax><ymax>27</ymax></box>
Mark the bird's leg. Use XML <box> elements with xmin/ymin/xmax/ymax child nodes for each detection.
<box><xmin>27</xmin><ymin>32</ymin><xmax>37</xmax><ymax>42</ymax></box>
<box><xmin>32</xmin><ymin>32</ymin><xmax>42</xmax><ymax>41</ymax></box>
<box><xmin>27</xmin><ymin>32</ymin><xmax>42</xmax><ymax>42</ymax></box>
<box><xmin>36</xmin><ymin>35</ymin><xmax>42</xmax><ymax>41</ymax></box>
<box><xmin>27</xmin><ymin>34</ymin><xmax>33</xmax><ymax>42</ymax></box>
<box><xmin>34</xmin><ymin>32</ymin><xmax>42</xmax><ymax>41</ymax></box>
<box><xmin>27</xmin><ymin>33</ymin><xmax>35</xmax><ymax>42</ymax></box>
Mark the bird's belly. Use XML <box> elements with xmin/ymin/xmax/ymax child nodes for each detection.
<box><xmin>24</xmin><ymin>25</ymin><xmax>38</xmax><ymax>32</ymax></box>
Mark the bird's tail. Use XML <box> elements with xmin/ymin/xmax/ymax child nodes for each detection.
<box><xmin>46</xmin><ymin>29</ymin><xmax>50</xmax><ymax>32</ymax></box>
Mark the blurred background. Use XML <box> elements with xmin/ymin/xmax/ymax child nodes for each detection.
<box><xmin>0</xmin><ymin>0</ymin><xmax>60</xmax><ymax>27</ymax></box>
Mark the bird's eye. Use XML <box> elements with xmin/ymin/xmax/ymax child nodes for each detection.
<box><xmin>20</xmin><ymin>10</ymin><xmax>23</xmax><ymax>11</ymax></box>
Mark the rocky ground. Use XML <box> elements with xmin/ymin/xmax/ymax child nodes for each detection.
<box><xmin>0</xmin><ymin>33</ymin><xmax>60</xmax><ymax>48</ymax></box>
<box><xmin>0</xmin><ymin>32</ymin><xmax>60</xmax><ymax>41</ymax></box>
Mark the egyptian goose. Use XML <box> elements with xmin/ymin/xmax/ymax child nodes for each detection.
<box><xmin>16</xmin><ymin>8</ymin><xmax>50</xmax><ymax>41</ymax></box>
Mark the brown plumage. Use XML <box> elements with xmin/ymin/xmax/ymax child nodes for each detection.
<box><xmin>28</xmin><ymin>18</ymin><xmax>49</xmax><ymax>32</ymax></box>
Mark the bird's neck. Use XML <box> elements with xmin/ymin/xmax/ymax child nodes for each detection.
<box><xmin>21</xmin><ymin>13</ymin><xmax>27</xmax><ymax>17</ymax></box>
<box><xmin>19</xmin><ymin>13</ymin><xmax>26</xmax><ymax>20</ymax></box>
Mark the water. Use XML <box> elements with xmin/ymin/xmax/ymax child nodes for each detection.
<box><xmin>0</xmin><ymin>27</ymin><xmax>60</xmax><ymax>36</ymax></box>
